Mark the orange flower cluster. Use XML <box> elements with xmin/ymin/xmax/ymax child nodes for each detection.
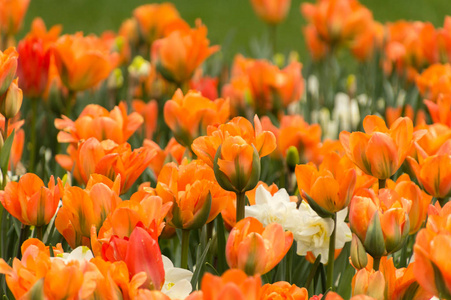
<box><xmin>222</xmin><ymin>54</ymin><xmax>304</xmax><ymax>115</ymax></box>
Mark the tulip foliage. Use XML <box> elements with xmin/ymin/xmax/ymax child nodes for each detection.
<box><xmin>0</xmin><ymin>0</ymin><xmax>449</xmax><ymax>299</ymax></box>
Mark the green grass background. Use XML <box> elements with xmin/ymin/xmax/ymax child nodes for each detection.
<box><xmin>22</xmin><ymin>0</ymin><xmax>451</xmax><ymax>61</ymax></box>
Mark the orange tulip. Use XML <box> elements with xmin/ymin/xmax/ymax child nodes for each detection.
<box><xmin>414</xmin><ymin>202</ymin><xmax>451</xmax><ymax>298</ymax></box>
<box><xmin>143</xmin><ymin>137</ymin><xmax>186</xmax><ymax>179</ymax></box>
<box><xmin>0</xmin><ymin>173</ymin><xmax>62</xmax><ymax>226</ymax></box>
<box><xmin>193</xmin><ymin>269</ymin><xmax>262</xmax><ymax>300</ymax></box>
<box><xmin>262</xmin><ymin>114</ymin><xmax>321</xmax><ymax>163</ymax></box>
<box><xmin>133</xmin><ymin>3</ymin><xmax>189</xmax><ymax>45</ymax></box>
<box><xmin>56</xmin><ymin>138</ymin><xmax>156</xmax><ymax>193</ymax></box>
<box><xmin>340</xmin><ymin>115</ymin><xmax>424</xmax><ymax>180</ymax></box>
<box><xmin>153</xmin><ymin>159</ymin><xmax>234</xmax><ymax>230</ymax></box>
<box><xmin>407</xmin><ymin>140</ymin><xmax>451</xmax><ymax>199</ymax></box>
<box><xmin>0</xmin><ymin>47</ymin><xmax>18</xmax><ymax>96</ymax></box>
<box><xmin>386</xmin><ymin>174</ymin><xmax>432</xmax><ymax>234</ymax></box>
<box><xmin>260</xmin><ymin>281</ymin><xmax>308</xmax><ymax>300</ymax></box>
<box><xmin>101</xmin><ymin>226</ymin><xmax>165</xmax><ymax>291</ymax></box>
<box><xmin>0</xmin><ymin>0</ymin><xmax>30</xmax><ymax>36</ymax></box>
<box><xmin>296</xmin><ymin>152</ymin><xmax>356</xmax><ymax>214</ymax></box>
<box><xmin>250</xmin><ymin>0</ymin><xmax>291</xmax><ymax>25</ymax></box>
<box><xmin>349</xmin><ymin>188</ymin><xmax>411</xmax><ymax>259</ymax></box>
<box><xmin>425</xmin><ymin>94</ymin><xmax>451</xmax><ymax>127</ymax></box>
<box><xmin>55</xmin><ymin>102</ymin><xmax>143</xmax><ymax>145</ymax></box>
<box><xmin>416</xmin><ymin>64</ymin><xmax>451</xmax><ymax>102</ymax></box>
<box><xmin>301</xmin><ymin>0</ymin><xmax>374</xmax><ymax>54</ymax></box>
<box><xmin>222</xmin><ymin>55</ymin><xmax>304</xmax><ymax>115</ymax></box>
<box><xmin>132</xmin><ymin>99</ymin><xmax>158</xmax><ymax>140</ymax></box>
<box><xmin>53</xmin><ymin>32</ymin><xmax>118</xmax><ymax>92</ymax></box>
<box><xmin>164</xmin><ymin>89</ymin><xmax>229</xmax><ymax>148</ymax></box>
<box><xmin>352</xmin><ymin>268</ymin><xmax>385</xmax><ymax>300</ymax></box>
<box><xmin>350</xmin><ymin>20</ymin><xmax>384</xmax><ymax>62</ymax></box>
<box><xmin>96</xmin><ymin>194</ymin><xmax>172</xmax><ymax>243</ymax></box>
<box><xmin>55</xmin><ymin>175</ymin><xmax>122</xmax><ymax>248</ymax></box>
<box><xmin>192</xmin><ymin>116</ymin><xmax>276</xmax><ymax>193</ymax></box>
<box><xmin>0</xmin><ymin>238</ymin><xmax>51</xmax><ymax>299</ymax></box>
<box><xmin>384</xmin><ymin>21</ymin><xmax>438</xmax><ymax>80</ymax></box>
<box><xmin>151</xmin><ymin>20</ymin><xmax>219</xmax><ymax>84</ymax></box>
<box><xmin>226</xmin><ymin>217</ymin><xmax>293</xmax><ymax>275</ymax></box>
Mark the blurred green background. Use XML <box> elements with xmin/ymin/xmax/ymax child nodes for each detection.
<box><xmin>22</xmin><ymin>0</ymin><xmax>451</xmax><ymax>61</ymax></box>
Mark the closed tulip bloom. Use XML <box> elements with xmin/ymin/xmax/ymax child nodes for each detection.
<box><xmin>0</xmin><ymin>47</ymin><xmax>18</xmax><ymax>96</ymax></box>
<box><xmin>352</xmin><ymin>269</ymin><xmax>385</xmax><ymax>300</ymax></box>
<box><xmin>55</xmin><ymin>102</ymin><xmax>143</xmax><ymax>145</ymax></box>
<box><xmin>349</xmin><ymin>189</ymin><xmax>411</xmax><ymax>258</ymax></box>
<box><xmin>55</xmin><ymin>177</ymin><xmax>122</xmax><ymax>248</ymax></box>
<box><xmin>340</xmin><ymin>115</ymin><xmax>424</xmax><ymax>180</ymax></box>
<box><xmin>192</xmin><ymin>116</ymin><xmax>276</xmax><ymax>193</ymax></box>
<box><xmin>164</xmin><ymin>89</ymin><xmax>229</xmax><ymax>148</ymax></box>
<box><xmin>226</xmin><ymin>217</ymin><xmax>293</xmax><ymax>275</ymax></box>
<box><xmin>102</xmin><ymin>226</ymin><xmax>165</xmax><ymax>291</ymax></box>
<box><xmin>53</xmin><ymin>32</ymin><xmax>118</xmax><ymax>92</ymax></box>
<box><xmin>250</xmin><ymin>0</ymin><xmax>291</xmax><ymax>25</ymax></box>
<box><xmin>0</xmin><ymin>173</ymin><xmax>62</xmax><ymax>226</ymax></box>
<box><xmin>414</xmin><ymin>202</ymin><xmax>451</xmax><ymax>299</ymax></box>
<box><xmin>0</xmin><ymin>0</ymin><xmax>30</xmax><ymax>36</ymax></box>
<box><xmin>296</xmin><ymin>152</ymin><xmax>356</xmax><ymax>214</ymax></box>
<box><xmin>0</xmin><ymin>77</ymin><xmax>22</xmax><ymax>119</ymax></box>
<box><xmin>16</xmin><ymin>36</ymin><xmax>51</xmax><ymax>98</ymax></box>
<box><xmin>408</xmin><ymin>140</ymin><xmax>451</xmax><ymax>199</ymax></box>
<box><xmin>152</xmin><ymin>20</ymin><xmax>219</xmax><ymax>84</ymax></box>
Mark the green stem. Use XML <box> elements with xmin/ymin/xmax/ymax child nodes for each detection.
<box><xmin>181</xmin><ymin>229</ymin><xmax>190</xmax><ymax>269</ymax></box>
<box><xmin>35</xmin><ymin>226</ymin><xmax>43</xmax><ymax>241</ymax></box>
<box><xmin>29</xmin><ymin>100</ymin><xmax>38</xmax><ymax>173</ymax></box>
<box><xmin>373</xmin><ymin>256</ymin><xmax>381</xmax><ymax>271</ymax></box>
<box><xmin>269</xmin><ymin>24</ymin><xmax>277</xmax><ymax>55</ymax></box>
<box><xmin>305</xmin><ymin>254</ymin><xmax>322</xmax><ymax>289</ymax></box>
<box><xmin>378</xmin><ymin>179</ymin><xmax>386</xmax><ymax>190</ymax></box>
<box><xmin>326</xmin><ymin>213</ymin><xmax>337</xmax><ymax>291</ymax></box>
<box><xmin>236</xmin><ymin>192</ymin><xmax>246</xmax><ymax>223</ymax></box>
<box><xmin>285</xmin><ymin>246</ymin><xmax>292</xmax><ymax>283</ymax></box>
<box><xmin>17</xmin><ymin>224</ymin><xmax>29</xmax><ymax>259</ymax></box>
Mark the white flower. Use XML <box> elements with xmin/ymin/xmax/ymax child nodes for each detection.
<box><xmin>245</xmin><ymin>185</ymin><xmax>300</xmax><ymax>231</ymax></box>
<box><xmin>293</xmin><ymin>203</ymin><xmax>351</xmax><ymax>264</ymax></box>
<box><xmin>54</xmin><ymin>246</ymin><xmax>94</xmax><ymax>263</ymax></box>
<box><xmin>161</xmin><ymin>255</ymin><xmax>193</xmax><ymax>299</ymax></box>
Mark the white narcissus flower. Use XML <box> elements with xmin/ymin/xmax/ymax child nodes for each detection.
<box><xmin>162</xmin><ymin>255</ymin><xmax>193</xmax><ymax>299</ymax></box>
<box><xmin>245</xmin><ymin>185</ymin><xmax>300</xmax><ymax>231</ymax></box>
<box><xmin>293</xmin><ymin>203</ymin><xmax>351</xmax><ymax>264</ymax></box>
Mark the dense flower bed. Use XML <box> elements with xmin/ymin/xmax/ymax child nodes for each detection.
<box><xmin>0</xmin><ymin>0</ymin><xmax>449</xmax><ymax>299</ymax></box>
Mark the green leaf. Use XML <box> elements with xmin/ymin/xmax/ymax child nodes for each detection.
<box><xmin>215</xmin><ymin>214</ymin><xmax>228</xmax><ymax>274</ymax></box>
<box><xmin>0</xmin><ymin>129</ymin><xmax>15</xmax><ymax>174</ymax></box>
<box><xmin>191</xmin><ymin>239</ymin><xmax>212</xmax><ymax>290</ymax></box>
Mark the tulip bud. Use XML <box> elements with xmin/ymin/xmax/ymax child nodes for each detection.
<box><xmin>214</xmin><ymin>143</ymin><xmax>261</xmax><ymax>194</ymax></box>
<box><xmin>286</xmin><ymin>146</ymin><xmax>299</xmax><ymax>172</ymax></box>
<box><xmin>0</xmin><ymin>78</ymin><xmax>22</xmax><ymax>119</ymax></box>
<box><xmin>107</xmin><ymin>68</ymin><xmax>124</xmax><ymax>90</ymax></box>
<box><xmin>363</xmin><ymin>211</ymin><xmax>386</xmax><ymax>259</ymax></box>
<box><xmin>0</xmin><ymin>48</ymin><xmax>18</xmax><ymax>96</ymax></box>
<box><xmin>351</xmin><ymin>234</ymin><xmax>368</xmax><ymax>270</ymax></box>
<box><xmin>128</xmin><ymin>55</ymin><xmax>150</xmax><ymax>79</ymax></box>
